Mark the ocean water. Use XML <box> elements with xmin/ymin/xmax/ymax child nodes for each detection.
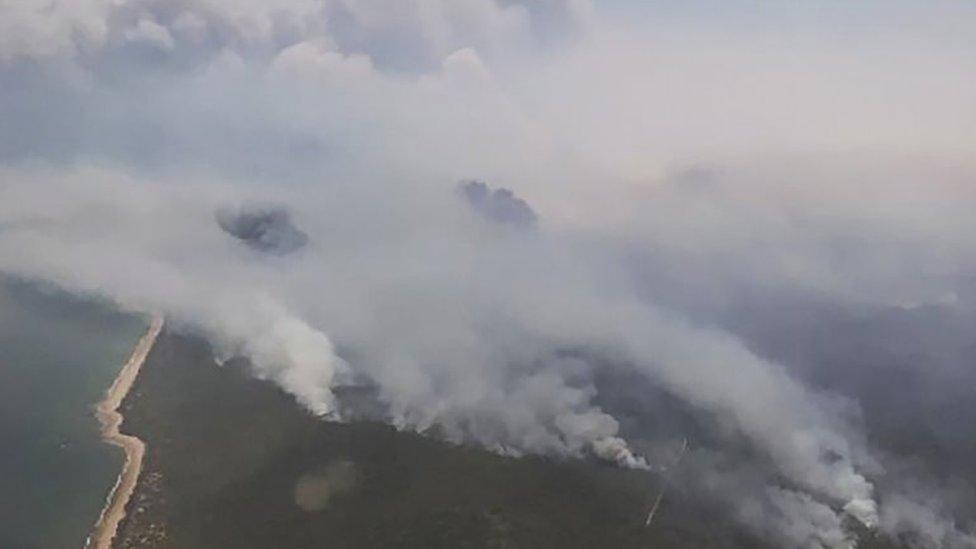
<box><xmin>0</xmin><ymin>279</ymin><xmax>146</xmax><ymax>549</ymax></box>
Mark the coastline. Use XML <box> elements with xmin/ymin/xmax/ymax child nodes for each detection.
<box><xmin>86</xmin><ymin>315</ymin><xmax>164</xmax><ymax>549</ymax></box>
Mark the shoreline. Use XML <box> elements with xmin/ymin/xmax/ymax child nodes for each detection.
<box><xmin>86</xmin><ymin>315</ymin><xmax>164</xmax><ymax>549</ymax></box>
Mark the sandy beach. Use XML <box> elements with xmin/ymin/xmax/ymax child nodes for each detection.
<box><xmin>86</xmin><ymin>315</ymin><xmax>164</xmax><ymax>549</ymax></box>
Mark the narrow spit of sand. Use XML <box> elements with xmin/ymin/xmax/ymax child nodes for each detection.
<box><xmin>86</xmin><ymin>315</ymin><xmax>164</xmax><ymax>549</ymax></box>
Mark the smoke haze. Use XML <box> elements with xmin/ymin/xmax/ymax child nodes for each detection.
<box><xmin>1</xmin><ymin>1</ymin><xmax>975</xmax><ymax>547</ymax></box>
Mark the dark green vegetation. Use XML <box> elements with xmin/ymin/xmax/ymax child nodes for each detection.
<box><xmin>0</xmin><ymin>278</ymin><xmax>145</xmax><ymax>549</ymax></box>
<box><xmin>115</xmin><ymin>331</ymin><xmax>765</xmax><ymax>549</ymax></box>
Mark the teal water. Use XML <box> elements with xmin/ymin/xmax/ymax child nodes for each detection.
<box><xmin>0</xmin><ymin>278</ymin><xmax>146</xmax><ymax>549</ymax></box>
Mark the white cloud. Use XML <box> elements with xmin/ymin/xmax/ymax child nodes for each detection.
<box><xmin>125</xmin><ymin>17</ymin><xmax>175</xmax><ymax>50</ymax></box>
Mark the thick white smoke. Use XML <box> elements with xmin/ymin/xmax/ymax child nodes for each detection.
<box><xmin>0</xmin><ymin>163</ymin><xmax>899</xmax><ymax>546</ymax></box>
<box><xmin>210</xmin><ymin>296</ymin><xmax>347</xmax><ymax>417</ymax></box>
<box><xmin>2</xmin><ymin>1</ymin><xmax>975</xmax><ymax>547</ymax></box>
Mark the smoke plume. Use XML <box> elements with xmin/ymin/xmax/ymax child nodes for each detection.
<box><xmin>216</xmin><ymin>204</ymin><xmax>309</xmax><ymax>255</ymax></box>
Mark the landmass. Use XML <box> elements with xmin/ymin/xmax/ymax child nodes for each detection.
<box><xmin>110</xmin><ymin>328</ymin><xmax>769</xmax><ymax>548</ymax></box>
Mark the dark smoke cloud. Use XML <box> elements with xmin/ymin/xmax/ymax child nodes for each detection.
<box><xmin>459</xmin><ymin>180</ymin><xmax>538</xmax><ymax>228</ymax></box>
<box><xmin>216</xmin><ymin>205</ymin><xmax>309</xmax><ymax>255</ymax></box>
